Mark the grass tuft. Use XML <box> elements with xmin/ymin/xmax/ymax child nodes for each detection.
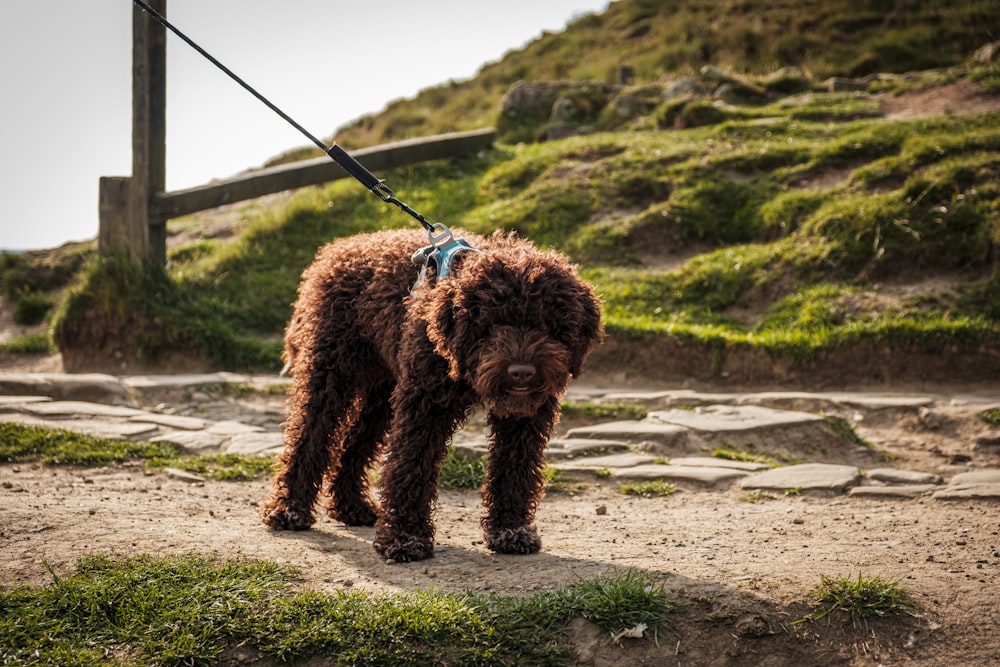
<box><xmin>619</xmin><ymin>480</ymin><xmax>677</xmax><ymax>497</ymax></box>
<box><xmin>796</xmin><ymin>574</ymin><xmax>917</xmax><ymax>630</ymax></box>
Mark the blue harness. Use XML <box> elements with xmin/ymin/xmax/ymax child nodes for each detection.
<box><xmin>411</xmin><ymin>223</ymin><xmax>479</xmax><ymax>293</ymax></box>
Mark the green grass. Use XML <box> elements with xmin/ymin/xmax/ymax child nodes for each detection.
<box><xmin>0</xmin><ymin>554</ymin><xmax>683</xmax><ymax>666</ymax></box>
<box><xmin>712</xmin><ymin>444</ymin><xmax>790</xmax><ymax>468</ymax></box>
<box><xmin>438</xmin><ymin>448</ymin><xmax>487</xmax><ymax>490</ymax></box>
<box><xmin>560</xmin><ymin>401</ymin><xmax>649</xmax><ymax>422</ymax></box>
<box><xmin>978</xmin><ymin>408</ymin><xmax>1000</xmax><ymax>428</ymax></box>
<box><xmin>739</xmin><ymin>490</ymin><xmax>777</xmax><ymax>503</ymax></box>
<box><xmin>16</xmin><ymin>1</ymin><xmax>1000</xmax><ymax>377</ymax></box>
<box><xmin>0</xmin><ymin>423</ymin><xmax>272</xmax><ymax>481</ymax></box>
<box><xmin>619</xmin><ymin>480</ymin><xmax>677</xmax><ymax>497</ymax></box>
<box><xmin>796</xmin><ymin>574</ymin><xmax>916</xmax><ymax>630</ymax></box>
<box><xmin>0</xmin><ymin>333</ymin><xmax>52</xmax><ymax>355</ymax></box>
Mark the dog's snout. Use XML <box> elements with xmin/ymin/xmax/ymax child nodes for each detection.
<box><xmin>507</xmin><ymin>363</ymin><xmax>537</xmax><ymax>383</ymax></box>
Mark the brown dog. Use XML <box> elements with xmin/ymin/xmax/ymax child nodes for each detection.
<box><xmin>261</xmin><ymin>228</ymin><xmax>603</xmax><ymax>562</ymax></box>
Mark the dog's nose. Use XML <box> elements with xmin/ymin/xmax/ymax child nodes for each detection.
<box><xmin>507</xmin><ymin>363</ymin><xmax>537</xmax><ymax>383</ymax></box>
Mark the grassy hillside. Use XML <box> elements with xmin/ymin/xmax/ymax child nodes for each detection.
<box><xmin>6</xmin><ymin>0</ymin><xmax>1000</xmax><ymax>384</ymax></box>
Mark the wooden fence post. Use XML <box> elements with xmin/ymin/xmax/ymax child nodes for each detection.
<box><xmin>128</xmin><ymin>0</ymin><xmax>167</xmax><ymax>264</ymax></box>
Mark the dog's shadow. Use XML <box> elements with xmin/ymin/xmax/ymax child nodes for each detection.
<box><xmin>263</xmin><ymin>522</ymin><xmax>642</xmax><ymax>595</ymax></box>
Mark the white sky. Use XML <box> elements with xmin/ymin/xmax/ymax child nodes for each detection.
<box><xmin>0</xmin><ymin>0</ymin><xmax>609</xmax><ymax>250</ymax></box>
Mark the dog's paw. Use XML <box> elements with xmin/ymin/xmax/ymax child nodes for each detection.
<box><xmin>373</xmin><ymin>533</ymin><xmax>435</xmax><ymax>562</ymax></box>
<box><xmin>327</xmin><ymin>501</ymin><xmax>378</xmax><ymax>527</ymax></box>
<box><xmin>260</xmin><ymin>503</ymin><xmax>315</xmax><ymax>531</ymax></box>
<box><xmin>486</xmin><ymin>525</ymin><xmax>542</xmax><ymax>555</ymax></box>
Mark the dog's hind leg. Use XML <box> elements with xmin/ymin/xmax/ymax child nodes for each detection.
<box><xmin>260</xmin><ymin>353</ymin><xmax>358</xmax><ymax>531</ymax></box>
<box><xmin>480</xmin><ymin>396</ymin><xmax>560</xmax><ymax>554</ymax></box>
<box><xmin>325</xmin><ymin>377</ymin><xmax>393</xmax><ymax>526</ymax></box>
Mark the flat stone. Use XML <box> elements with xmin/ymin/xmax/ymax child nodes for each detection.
<box><xmin>948</xmin><ymin>470</ymin><xmax>1000</xmax><ymax>485</ymax></box>
<box><xmin>668</xmin><ymin>456</ymin><xmax>770</xmax><ymax>472</ymax></box>
<box><xmin>553</xmin><ymin>453</ymin><xmax>656</xmax><ymax>471</ymax></box>
<box><xmin>867</xmin><ymin>468</ymin><xmax>943</xmax><ymax>485</ymax></box>
<box><xmin>612</xmin><ymin>464</ymin><xmax>748</xmax><ymax>486</ymax></box>
<box><xmin>122</xmin><ymin>372</ymin><xmax>254</xmax><ymax>390</ymax></box>
<box><xmin>0</xmin><ymin>372</ymin><xmax>126</xmax><ymax>403</ymax></box>
<box><xmin>0</xmin><ymin>413</ymin><xmax>159</xmax><ymax>440</ymax></box>
<box><xmin>741</xmin><ymin>464</ymin><xmax>861</xmax><ymax>493</ymax></box>
<box><xmin>15</xmin><ymin>401</ymin><xmax>144</xmax><ymax>419</ymax></box>
<box><xmin>565</xmin><ymin>420</ymin><xmax>689</xmax><ymax>449</ymax></box>
<box><xmin>545</xmin><ymin>438</ymin><xmax>631</xmax><ymax>459</ymax></box>
<box><xmin>933</xmin><ymin>484</ymin><xmax>1000</xmax><ymax>501</ymax></box>
<box><xmin>648</xmin><ymin>404</ymin><xmax>823</xmax><ymax>433</ymax></box>
<box><xmin>128</xmin><ymin>413</ymin><xmax>208</xmax><ymax>430</ymax></box>
<box><xmin>973</xmin><ymin>431</ymin><xmax>1000</xmax><ymax>451</ymax></box>
<box><xmin>224</xmin><ymin>432</ymin><xmax>284</xmax><ymax>455</ymax></box>
<box><xmin>0</xmin><ymin>395</ymin><xmax>51</xmax><ymax>408</ymax></box>
<box><xmin>824</xmin><ymin>393</ymin><xmax>934</xmax><ymax>410</ymax></box>
<box><xmin>151</xmin><ymin>431</ymin><xmax>228</xmax><ymax>454</ymax></box>
<box><xmin>848</xmin><ymin>485</ymin><xmax>936</xmax><ymax>499</ymax></box>
<box><xmin>206</xmin><ymin>420</ymin><xmax>265</xmax><ymax>435</ymax></box>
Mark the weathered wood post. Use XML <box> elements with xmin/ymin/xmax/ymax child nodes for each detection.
<box><xmin>99</xmin><ymin>0</ymin><xmax>167</xmax><ymax>263</ymax></box>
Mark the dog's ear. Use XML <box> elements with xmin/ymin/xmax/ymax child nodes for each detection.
<box><xmin>566</xmin><ymin>282</ymin><xmax>604</xmax><ymax>378</ymax></box>
<box><xmin>424</xmin><ymin>283</ymin><xmax>470</xmax><ymax>380</ymax></box>
<box><xmin>535</xmin><ymin>268</ymin><xmax>604</xmax><ymax>378</ymax></box>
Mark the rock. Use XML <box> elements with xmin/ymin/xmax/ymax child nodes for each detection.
<box><xmin>973</xmin><ymin>431</ymin><xmax>1000</xmax><ymax>452</ymax></box>
<box><xmin>849</xmin><ymin>485</ymin><xmax>936</xmax><ymax>499</ymax></box>
<box><xmin>612</xmin><ymin>464</ymin><xmax>748</xmax><ymax>486</ymax></box>
<box><xmin>741</xmin><ymin>464</ymin><xmax>861</xmax><ymax>494</ymax></box>
<box><xmin>545</xmin><ymin>438</ymin><xmax>630</xmax><ymax>459</ymax></box>
<box><xmin>867</xmin><ymin>468</ymin><xmax>943</xmax><ymax>485</ymax></box>
<box><xmin>565</xmin><ymin>420</ymin><xmax>690</xmax><ymax>452</ymax></box>
<box><xmin>0</xmin><ymin>372</ymin><xmax>127</xmax><ymax>403</ymax></box>
<box><xmin>553</xmin><ymin>452</ymin><xmax>656</xmax><ymax>471</ymax></box>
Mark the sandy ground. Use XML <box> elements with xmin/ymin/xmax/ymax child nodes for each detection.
<box><xmin>2</xmin><ymin>372</ymin><xmax>999</xmax><ymax>666</ymax></box>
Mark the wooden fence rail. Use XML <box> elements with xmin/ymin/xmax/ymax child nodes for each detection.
<box><xmin>100</xmin><ymin>0</ymin><xmax>495</xmax><ymax>265</ymax></box>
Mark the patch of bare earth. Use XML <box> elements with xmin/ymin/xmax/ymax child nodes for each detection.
<box><xmin>2</xmin><ymin>377</ymin><xmax>1000</xmax><ymax>665</ymax></box>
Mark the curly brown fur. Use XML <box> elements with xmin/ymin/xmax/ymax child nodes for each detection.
<box><xmin>261</xmin><ymin>228</ymin><xmax>603</xmax><ymax>562</ymax></box>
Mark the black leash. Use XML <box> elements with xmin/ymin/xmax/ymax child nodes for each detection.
<box><xmin>131</xmin><ymin>0</ymin><xmax>442</xmax><ymax>235</ymax></box>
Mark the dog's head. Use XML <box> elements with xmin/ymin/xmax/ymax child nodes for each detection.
<box><xmin>423</xmin><ymin>234</ymin><xmax>603</xmax><ymax>418</ymax></box>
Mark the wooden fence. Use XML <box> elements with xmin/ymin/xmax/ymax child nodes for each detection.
<box><xmin>100</xmin><ymin>0</ymin><xmax>495</xmax><ymax>264</ymax></box>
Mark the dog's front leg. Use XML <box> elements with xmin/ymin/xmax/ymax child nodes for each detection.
<box><xmin>373</xmin><ymin>383</ymin><xmax>469</xmax><ymax>563</ymax></box>
<box><xmin>481</xmin><ymin>396</ymin><xmax>559</xmax><ymax>554</ymax></box>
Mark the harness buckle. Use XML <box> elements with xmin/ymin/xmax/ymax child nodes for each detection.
<box><xmin>410</xmin><ymin>223</ymin><xmax>479</xmax><ymax>294</ymax></box>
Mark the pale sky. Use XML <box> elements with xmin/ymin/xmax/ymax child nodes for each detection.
<box><xmin>0</xmin><ymin>0</ymin><xmax>609</xmax><ymax>250</ymax></box>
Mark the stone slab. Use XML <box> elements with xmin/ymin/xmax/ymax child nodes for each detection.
<box><xmin>206</xmin><ymin>420</ymin><xmax>265</xmax><ymax>435</ymax></box>
<box><xmin>128</xmin><ymin>413</ymin><xmax>208</xmax><ymax>430</ymax></box>
<box><xmin>16</xmin><ymin>401</ymin><xmax>144</xmax><ymax>419</ymax></box>
<box><xmin>867</xmin><ymin>468</ymin><xmax>943</xmax><ymax>485</ymax></box>
<box><xmin>151</xmin><ymin>431</ymin><xmax>228</xmax><ymax>454</ymax></box>
<box><xmin>0</xmin><ymin>372</ymin><xmax>126</xmax><ymax>403</ymax></box>
<box><xmin>0</xmin><ymin>413</ymin><xmax>159</xmax><ymax>440</ymax></box>
<box><xmin>224</xmin><ymin>432</ymin><xmax>285</xmax><ymax>455</ymax></box>
<box><xmin>848</xmin><ymin>485</ymin><xmax>936</xmax><ymax>499</ymax></box>
<box><xmin>545</xmin><ymin>439</ymin><xmax>631</xmax><ymax>459</ymax></box>
<box><xmin>565</xmin><ymin>420</ymin><xmax>689</xmax><ymax>448</ymax></box>
<box><xmin>741</xmin><ymin>463</ymin><xmax>861</xmax><ymax>493</ymax></box>
<box><xmin>667</xmin><ymin>456</ymin><xmax>770</xmax><ymax>472</ymax></box>
<box><xmin>121</xmin><ymin>372</ymin><xmax>255</xmax><ymax>389</ymax></box>
<box><xmin>648</xmin><ymin>404</ymin><xmax>822</xmax><ymax>433</ymax></box>
<box><xmin>0</xmin><ymin>396</ymin><xmax>51</xmax><ymax>408</ymax></box>
<box><xmin>611</xmin><ymin>464</ymin><xmax>748</xmax><ymax>485</ymax></box>
<box><xmin>552</xmin><ymin>453</ymin><xmax>656</xmax><ymax>471</ymax></box>
<box><xmin>948</xmin><ymin>470</ymin><xmax>1000</xmax><ymax>485</ymax></box>
<box><xmin>932</xmin><ymin>484</ymin><xmax>1000</xmax><ymax>501</ymax></box>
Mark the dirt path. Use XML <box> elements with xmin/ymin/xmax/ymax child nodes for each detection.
<box><xmin>2</xmin><ymin>378</ymin><xmax>999</xmax><ymax>665</ymax></box>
